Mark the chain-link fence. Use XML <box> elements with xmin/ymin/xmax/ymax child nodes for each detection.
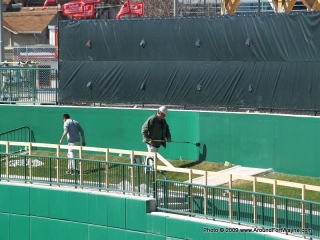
<box><xmin>1</xmin><ymin>46</ymin><xmax>58</xmax><ymax>104</ymax></box>
<box><xmin>179</xmin><ymin>0</ymin><xmax>222</xmax><ymax>16</ymax></box>
<box><xmin>142</xmin><ymin>0</ymin><xmax>308</xmax><ymax>18</ymax></box>
<box><xmin>0</xmin><ymin>67</ymin><xmax>58</xmax><ymax>104</ymax></box>
<box><xmin>5</xmin><ymin>45</ymin><xmax>58</xmax><ymax>68</ymax></box>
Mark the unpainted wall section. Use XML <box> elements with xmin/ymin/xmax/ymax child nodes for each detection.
<box><xmin>0</xmin><ymin>105</ymin><xmax>319</xmax><ymax>177</ymax></box>
<box><xmin>0</xmin><ymin>184</ymin><xmax>287</xmax><ymax>240</ymax></box>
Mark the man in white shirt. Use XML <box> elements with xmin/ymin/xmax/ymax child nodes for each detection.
<box><xmin>60</xmin><ymin>113</ymin><xmax>86</xmax><ymax>175</ymax></box>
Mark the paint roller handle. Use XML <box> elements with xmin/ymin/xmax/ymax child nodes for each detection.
<box><xmin>142</xmin><ymin>139</ymin><xmax>169</xmax><ymax>144</ymax></box>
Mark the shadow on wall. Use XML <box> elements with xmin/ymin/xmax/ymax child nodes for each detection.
<box><xmin>176</xmin><ymin>144</ymin><xmax>207</xmax><ymax>168</ymax></box>
<box><xmin>31</xmin><ymin>130</ymin><xmax>36</xmax><ymax>143</ymax></box>
<box><xmin>198</xmin><ymin>144</ymin><xmax>207</xmax><ymax>162</ymax></box>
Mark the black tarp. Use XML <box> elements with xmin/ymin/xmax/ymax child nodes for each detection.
<box><xmin>59</xmin><ymin>13</ymin><xmax>320</xmax><ymax>111</ymax></box>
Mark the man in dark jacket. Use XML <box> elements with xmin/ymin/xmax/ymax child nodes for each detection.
<box><xmin>142</xmin><ymin>106</ymin><xmax>172</xmax><ymax>155</ymax></box>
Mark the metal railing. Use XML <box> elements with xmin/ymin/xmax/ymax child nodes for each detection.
<box><xmin>1</xmin><ymin>152</ymin><xmax>319</xmax><ymax>238</ymax></box>
<box><xmin>0</xmin><ymin>140</ymin><xmax>319</xmax><ymax>238</ymax></box>
<box><xmin>0</xmin><ymin>126</ymin><xmax>33</xmax><ymax>153</ymax></box>
<box><xmin>0</xmin><ymin>153</ymin><xmax>155</xmax><ymax>196</ymax></box>
<box><xmin>157</xmin><ymin>165</ymin><xmax>320</xmax><ymax>203</ymax></box>
<box><xmin>156</xmin><ymin>179</ymin><xmax>319</xmax><ymax>239</ymax></box>
<box><xmin>0</xmin><ymin>67</ymin><xmax>58</xmax><ymax>104</ymax></box>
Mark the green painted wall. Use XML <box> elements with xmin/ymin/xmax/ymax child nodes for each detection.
<box><xmin>0</xmin><ymin>184</ymin><xmax>294</xmax><ymax>240</ymax></box>
<box><xmin>199</xmin><ymin>112</ymin><xmax>320</xmax><ymax>177</ymax></box>
<box><xmin>0</xmin><ymin>105</ymin><xmax>319</xmax><ymax>177</ymax></box>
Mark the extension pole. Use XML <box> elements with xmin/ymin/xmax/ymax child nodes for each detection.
<box><xmin>150</xmin><ymin>139</ymin><xmax>201</xmax><ymax>147</ymax></box>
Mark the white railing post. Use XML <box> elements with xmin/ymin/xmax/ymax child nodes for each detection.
<box><xmin>5</xmin><ymin>141</ymin><xmax>9</xmax><ymax>180</ymax></box>
<box><xmin>229</xmin><ymin>174</ymin><xmax>233</xmax><ymax>223</ymax></box>
<box><xmin>56</xmin><ymin>144</ymin><xmax>60</xmax><ymax>186</ymax></box>
<box><xmin>273</xmin><ymin>180</ymin><xmax>277</xmax><ymax>228</ymax></box>
<box><xmin>79</xmin><ymin>146</ymin><xmax>83</xmax><ymax>188</ymax></box>
<box><xmin>204</xmin><ymin>171</ymin><xmax>208</xmax><ymax>218</ymax></box>
<box><xmin>189</xmin><ymin>169</ymin><xmax>193</xmax><ymax>214</ymax></box>
<box><xmin>28</xmin><ymin>142</ymin><xmax>33</xmax><ymax>183</ymax></box>
<box><xmin>253</xmin><ymin>176</ymin><xmax>257</xmax><ymax>225</ymax></box>
<box><xmin>130</xmin><ymin>151</ymin><xmax>135</xmax><ymax>195</ymax></box>
<box><xmin>301</xmin><ymin>184</ymin><xmax>306</xmax><ymax>232</ymax></box>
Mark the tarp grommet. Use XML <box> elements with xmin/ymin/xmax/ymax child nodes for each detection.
<box><xmin>195</xmin><ymin>39</ymin><xmax>201</xmax><ymax>48</ymax></box>
<box><xmin>86</xmin><ymin>40</ymin><xmax>92</xmax><ymax>49</ymax></box>
<box><xmin>140</xmin><ymin>39</ymin><xmax>146</xmax><ymax>48</ymax></box>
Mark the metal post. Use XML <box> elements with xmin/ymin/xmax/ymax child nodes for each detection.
<box><xmin>273</xmin><ymin>180</ymin><xmax>277</xmax><ymax>228</ymax></box>
<box><xmin>229</xmin><ymin>174</ymin><xmax>233</xmax><ymax>223</ymax></box>
<box><xmin>173</xmin><ymin>0</ymin><xmax>178</xmax><ymax>17</ymax></box>
<box><xmin>204</xmin><ymin>171</ymin><xmax>208</xmax><ymax>217</ymax></box>
<box><xmin>130</xmin><ymin>151</ymin><xmax>135</xmax><ymax>195</ymax></box>
<box><xmin>5</xmin><ymin>141</ymin><xmax>9</xmax><ymax>180</ymax></box>
<box><xmin>56</xmin><ymin>145</ymin><xmax>60</xmax><ymax>186</ymax></box>
<box><xmin>0</xmin><ymin>1</ymin><xmax>4</xmax><ymax>62</ymax></box>
<box><xmin>105</xmin><ymin>149</ymin><xmax>109</xmax><ymax>191</ymax></box>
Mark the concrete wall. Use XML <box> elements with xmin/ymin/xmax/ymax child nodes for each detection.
<box><xmin>0</xmin><ymin>183</ymin><xmax>289</xmax><ymax>240</ymax></box>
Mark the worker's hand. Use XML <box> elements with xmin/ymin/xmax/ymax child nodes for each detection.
<box><xmin>167</xmin><ymin>138</ymin><xmax>172</xmax><ymax>142</ymax></box>
<box><xmin>82</xmin><ymin>141</ymin><xmax>86</xmax><ymax>146</ymax></box>
<box><xmin>143</xmin><ymin>138</ymin><xmax>151</xmax><ymax>143</ymax></box>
